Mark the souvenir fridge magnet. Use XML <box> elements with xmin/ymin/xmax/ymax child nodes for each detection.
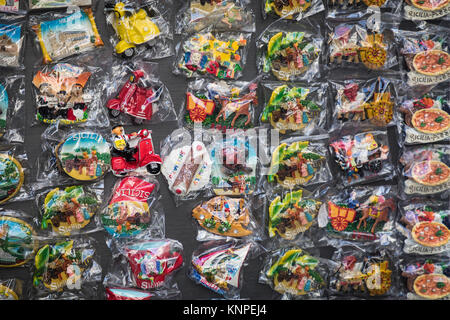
<box><xmin>105</xmin><ymin>287</ymin><xmax>152</xmax><ymax>300</ymax></box>
<box><xmin>330</xmin><ymin>132</ymin><xmax>390</xmax><ymax>184</ymax></box>
<box><xmin>106</xmin><ymin>2</ymin><xmax>160</xmax><ymax>58</ymax></box>
<box><xmin>33</xmin><ymin>240</ymin><xmax>95</xmax><ymax>292</ymax></box>
<box><xmin>0</xmin><ymin>154</ymin><xmax>23</xmax><ymax>204</ymax></box>
<box><xmin>267</xmin><ymin>140</ymin><xmax>326</xmax><ymax>189</ymax></box>
<box><xmin>178</xmin><ymin>32</ymin><xmax>249</xmax><ymax>79</ymax></box>
<box><xmin>192</xmin><ymin>196</ymin><xmax>253</xmax><ymax>238</ymax></box>
<box><xmin>269</xmin><ymin>190</ymin><xmax>322</xmax><ymax>240</ymax></box>
<box><xmin>102</xmin><ymin>176</ymin><xmax>156</xmax><ymax>238</ymax></box>
<box><xmin>264</xmin><ymin>0</ymin><xmax>312</xmax><ymax>19</ymax></box>
<box><xmin>261</xmin><ymin>85</ymin><xmax>321</xmax><ymax>134</ymax></box>
<box><xmin>263</xmin><ymin>31</ymin><xmax>320</xmax><ymax>81</ymax></box>
<box><xmin>29</xmin><ymin>0</ymin><xmax>92</xmax><ymax>10</ymax></box>
<box><xmin>41</xmin><ymin>186</ymin><xmax>100</xmax><ymax>236</ymax></box>
<box><xmin>161</xmin><ymin>140</ymin><xmax>212</xmax><ymax>197</ymax></box>
<box><xmin>266</xmin><ymin>249</ymin><xmax>325</xmax><ymax>296</ymax></box>
<box><xmin>107</xmin><ymin>70</ymin><xmax>163</xmax><ymax>124</ymax></box>
<box><xmin>404</xmin><ymin>0</ymin><xmax>449</xmax><ymax>20</ymax></box>
<box><xmin>110</xmin><ymin>126</ymin><xmax>162</xmax><ymax>176</ymax></box>
<box><xmin>125</xmin><ymin>239</ymin><xmax>183</xmax><ymax>290</ymax></box>
<box><xmin>399</xmin><ymin>91</ymin><xmax>450</xmax><ymax>145</ymax></box>
<box><xmin>333</xmin><ymin>77</ymin><xmax>394</xmax><ymax>126</ymax></box>
<box><xmin>32</xmin><ymin>8</ymin><xmax>104</xmax><ymax>64</ymax></box>
<box><xmin>400</xmin><ymin>145</ymin><xmax>450</xmax><ymax>195</ymax></box>
<box><xmin>210</xmin><ymin>137</ymin><xmax>257</xmax><ymax>195</ymax></box>
<box><xmin>190</xmin><ymin>241</ymin><xmax>251</xmax><ymax>298</ymax></box>
<box><xmin>401</xmin><ymin>260</ymin><xmax>449</xmax><ymax>300</ymax></box>
<box><xmin>0</xmin><ymin>21</ymin><xmax>22</xmax><ymax>67</ymax></box>
<box><xmin>398</xmin><ymin>203</ymin><xmax>450</xmax><ymax>255</ymax></box>
<box><xmin>55</xmin><ymin>131</ymin><xmax>111</xmax><ymax>181</ymax></box>
<box><xmin>0</xmin><ymin>216</ymin><xmax>37</xmax><ymax>267</ymax></box>
<box><xmin>33</xmin><ymin>63</ymin><xmax>92</xmax><ymax>125</ymax></box>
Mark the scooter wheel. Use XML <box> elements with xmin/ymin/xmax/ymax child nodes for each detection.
<box><xmin>133</xmin><ymin>117</ymin><xmax>144</xmax><ymax>125</ymax></box>
<box><xmin>147</xmin><ymin>163</ymin><xmax>161</xmax><ymax>175</ymax></box>
<box><xmin>122</xmin><ymin>47</ymin><xmax>135</xmax><ymax>59</ymax></box>
<box><xmin>109</xmin><ymin>109</ymin><xmax>121</xmax><ymax>118</ymax></box>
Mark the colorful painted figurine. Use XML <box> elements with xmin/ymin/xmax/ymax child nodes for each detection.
<box><xmin>261</xmin><ymin>85</ymin><xmax>320</xmax><ymax>133</ymax></box>
<box><xmin>266</xmin><ymin>249</ymin><xmax>325</xmax><ymax>296</ymax></box>
<box><xmin>33</xmin><ymin>63</ymin><xmax>92</xmax><ymax>124</ymax></box>
<box><xmin>179</xmin><ymin>32</ymin><xmax>248</xmax><ymax>79</ymax></box>
<box><xmin>0</xmin><ymin>154</ymin><xmax>23</xmax><ymax>204</ymax></box>
<box><xmin>55</xmin><ymin>131</ymin><xmax>111</xmax><ymax>181</ymax></box>
<box><xmin>264</xmin><ymin>32</ymin><xmax>320</xmax><ymax>81</ymax></box>
<box><xmin>192</xmin><ymin>196</ymin><xmax>253</xmax><ymax>237</ymax></box>
<box><xmin>264</xmin><ymin>0</ymin><xmax>313</xmax><ymax>19</ymax></box>
<box><xmin>110</xmin><ymin>126</ymin><xmax>162</xmax><ymax>176</ymax></box>
<box><xmin>268</xmin><ymin>190</ymin><xmax>322</xmax><ymax>240</ymax></box>
<box><xmin>0</xmin><ymin>216</ymin><xmax>37</xmax><ymax>267</ymax></box>
<box><xmin>267</xmin><ymin>141</ymin><xmax>325</xmax><ymax>189</ymax></box>
<box><xmin>106</xmin><ymin>2</ymin><xmax>161</xmax><ymax>58</ymax></box>
<box><xmin>125</xmin><ymin>239</ymin><xmax>183</xmax><ymax>290</ymax></box>
<box><xmin>102</xmin><ymin>176</ymin><xmax>156</xmax><ymax>237</ymax></box>
<box><xmin>107</xmin><ymin>70</ymin><xmax>162</xmax><ymax>124</ymax></box>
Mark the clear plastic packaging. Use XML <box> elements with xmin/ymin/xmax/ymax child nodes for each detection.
<box><xmin>266</xmin><ymin>134</ymin><xmax>333</xmax><ymax>190</ymax></box>
<box><xmin>34</xmin><ymin>181</ymin><xmax>103</xmax><ymax>236</ymax></box>
<box><xmin>188</xmin><ymin>239</ymin><xmax>257</xmax><ymax>299</ymax></box>
<box><xmin>317</xmin><ymin>185</ymin><xmax>397</xmax><ymax>246</ymax></box>
<box><xmin>399</xmin><ymin>256</ymin><xmax>450</xmax><ymax>300</ymax></box>
<box><xmin>396</xmin><ymin>24</ymin><xmax>450</xmax><ymax>87</ymax></box>
<box><xmin>160</xmin><ymin>128</ymin><xmax>214</xmax><ymax>205</ymax></box>
<box><xmin>173</xmin><ymin>30</ymin><xmax>251</xmax><ymax>80</ymax></box>
<box><xmin>105</xmin><ymin>0</ymin><xmax>173</xmax><ymax>60</ymax></box>
<box><xmin>0</xmin><ymin>71</ymin><xmax>24</xmax><ymax>143</ymax></box>
<box><xmin>260</xmin><ymin>81</ymin><xmax>328</xmax><ymax>135</ymax></box>
<box><xmin>397</xmin><ymin>81</ymin><xmax>449</xmax><ymax>146</ymax></box>
<box><xmin>262</xmin><ymin>0</ymin><xmax>325</xmax><ymax>20</ymax></box>
<box><xmin>257</xmin><ymin>19</ymin><xmax>323</xmax><ymax>82</ymax></box>
<box><xmin>30</xmin><ymin>7</ymin><xmax>104</xmax><ymax>65</ymax></box>
<box><xmin>326</xmin><ymin>0</ymin><xmax>399</xmax><ymax>18</ymax></box>
<box><xmin>192</xmin><ymin>195</ymin><xmax>263</xmax><ymax>241</ymax></box>
<box><xmin>0</xmin><ymin>278</ymin><xmax>23</xmax><ymax>300</ymax></box>
<box><xmin>328</xmin><ymin>243</ymin><xmax>398</xmax><ymax>298</ymax></box>
<box><xmin>28</xmin><ymin>0</ymin><xmax>91</xmax><ymax>10</ymax></box>
<box><xmin>101</xmin><ymin>175</ymin><xmax>165</xmax><ymax>239</ymax></box>
<box><xmin>402</xmin><ymin>0</ymin><xmax>450</xmax><ymax>21</ymax></box>
<box><xmin>104</xmin><ymin>238</ymin><xmax>183</xmax><ymax>293</ymax></box>
<box><xmin>259</xmin><ymin>246</ymin><xmax>330</xmax><ymax>299</ymax></box>
<box><xmin>176</xmin><ymin>0</ymin><xmax>255</xmax><ymax>34</ymax></box>
<box><xmin>397</xmin><ymin>198</ymin><xmax>450</xmax><ymax>256</ymax></box>
<box><xmin>328</xmin><ymin>75</ymin><xmax>400</xmax><ymax>129</ymax></box>
<box><xmin>325</xmin><ymin>12</ymin><xmax>399</xmax><ymax>72</ymax></box>
<box><xmin>0</xmin><ymin>209</ymin><xmax>38</xmax><ymax>268</ymax></box>
<box><xmin>36</xmin><ymin>123</ymin><xmax>111</xmax><ymax>185</ymax></box>
<box><xmin>31</xmin><ymin>237</ymin><xmax>102</xmax><ymax>300</ymax></box>
<box><xmin>0</xmin><ymin>13</ymin><xmax>25</xmax><ymax>68</ymax></box>
<box><xmin>329</xmin><ymin>125</ymin><xmax>394</xmax><ymax>186</ymax></box>
<box><xmin>0</xmin><ymin>144</ymin><xmax>32</xmax><ymax>204</ymax></box>
<box><xmin>181</xmin><ymin>78</ymin><xmax>259</xmax><ymax>131</ymax></box>
<box><xmin>31</xmin><ymin>52</ymin><xmax>111</xmax><ymax>128</ymax></box>
<box><xmin>105</xmin><ymin>59</ymin><xmax>176</xmax><ymax>125</ymax></box>
<box><xmin>399</xmin><ymin>144</ymin><xmax>449</xmax><ymax>198</ymax></box>
<box><xmin>105</xmin><ymin>286</ymin><xmax>181</xmax><ymax>300</ymax></box>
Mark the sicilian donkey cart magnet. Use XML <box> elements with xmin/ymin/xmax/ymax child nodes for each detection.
<box><xmin>110</xmin><ymin>125</ymin><xmax>162</xmax><ymax>177</ymax></box>
<box><xmin>107</xmin><ymin>69</ymin><xmax>163</xmax><ymax>125</ymax></box>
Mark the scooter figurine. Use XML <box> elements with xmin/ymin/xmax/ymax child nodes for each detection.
<box><xmin>107</xmin><ymin>69</ymin><xmax>162</xmax><ymax>124</ymax></box>
<box><xmin>110</xmin><ymin>125</ymin><xmax>162</xmax><ymax>177</ymax></box>
<box><xmin>107</xmin><ymin>2</ymin><xmax>161</xmax><ymax>58</ymax></box>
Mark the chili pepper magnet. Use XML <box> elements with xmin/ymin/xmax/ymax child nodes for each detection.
<box><xmin>401</xmin><ymin>260</ymin><xmax>450</xmax><ymax>300</ymax></box>
<box><xmin>261</xmin><ymin>85</ymin><xmax>321</xmax><ymax>134</ymax></box>
<box><xmin>178</xmin><ymin>32</ymin><xmax>248</xmax><ymax>79</ymax></box>
<box><xmin>264</xmin><ymin>31</ymin><xmax>320</xmax><ymax>81</ymax></box>
<box><xmin>33</xmin><ymin>240</ymin><xmax>95</xmax><ymax>292</ymax></box>
<box><xmin>267</xmin><ymin>141</ymin><xmax>325</xmax><ymax>189</ymax></box>
<box><xmin>42</xmin><ymin>185</ymin><xmax>100</xmax><ymax>236</ymax></box>
<box><xmin>33</xmin><ymin>63</ymin><xmax>92</xmax><ymax>125</ymax></box>
<box><xmin>102</xmin><ymin>176</ymin><xmax>156</xmax><ymax>238</ymax></box>
<box><xmin>264</xmin><ymin>0</ymin><xmax>313</xmax><ymax>19</ymax></box>
<box><xmin>269</xmin><ymin>190</ymin><xmax>322</xmax><ymax>240</ymax></box>
<box><xmin>32</xmin><ymin>8</ymin><xmax>104</xmax><ymax>64</ymax></box>
<box><xmin>0</xmin><ymin>216</ymin><xmax>37</xmax><ymax>267</ymax></box>
<box><xmin>192</xmin><ymin>196</ymin><xmax>253</xmax><ymax>238</ymax></box>
<box><xmin>266</xmin><ymin>249</ymin><xmax>325</xmax><ymax>296</ymax></box>
<box><xmin>0</xmin><ymin>154</ymin><xmax>24</xmax><ymax>204</ymax></box>
<box><xmin>125</xmin><ymin>239</ymin><xmax>183</xmax><ymax>290</ymax></box>
<box><xmin>55</xmin><ymin>131</ymin><xmax>111</xmax><ymax>181</ymax></box>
